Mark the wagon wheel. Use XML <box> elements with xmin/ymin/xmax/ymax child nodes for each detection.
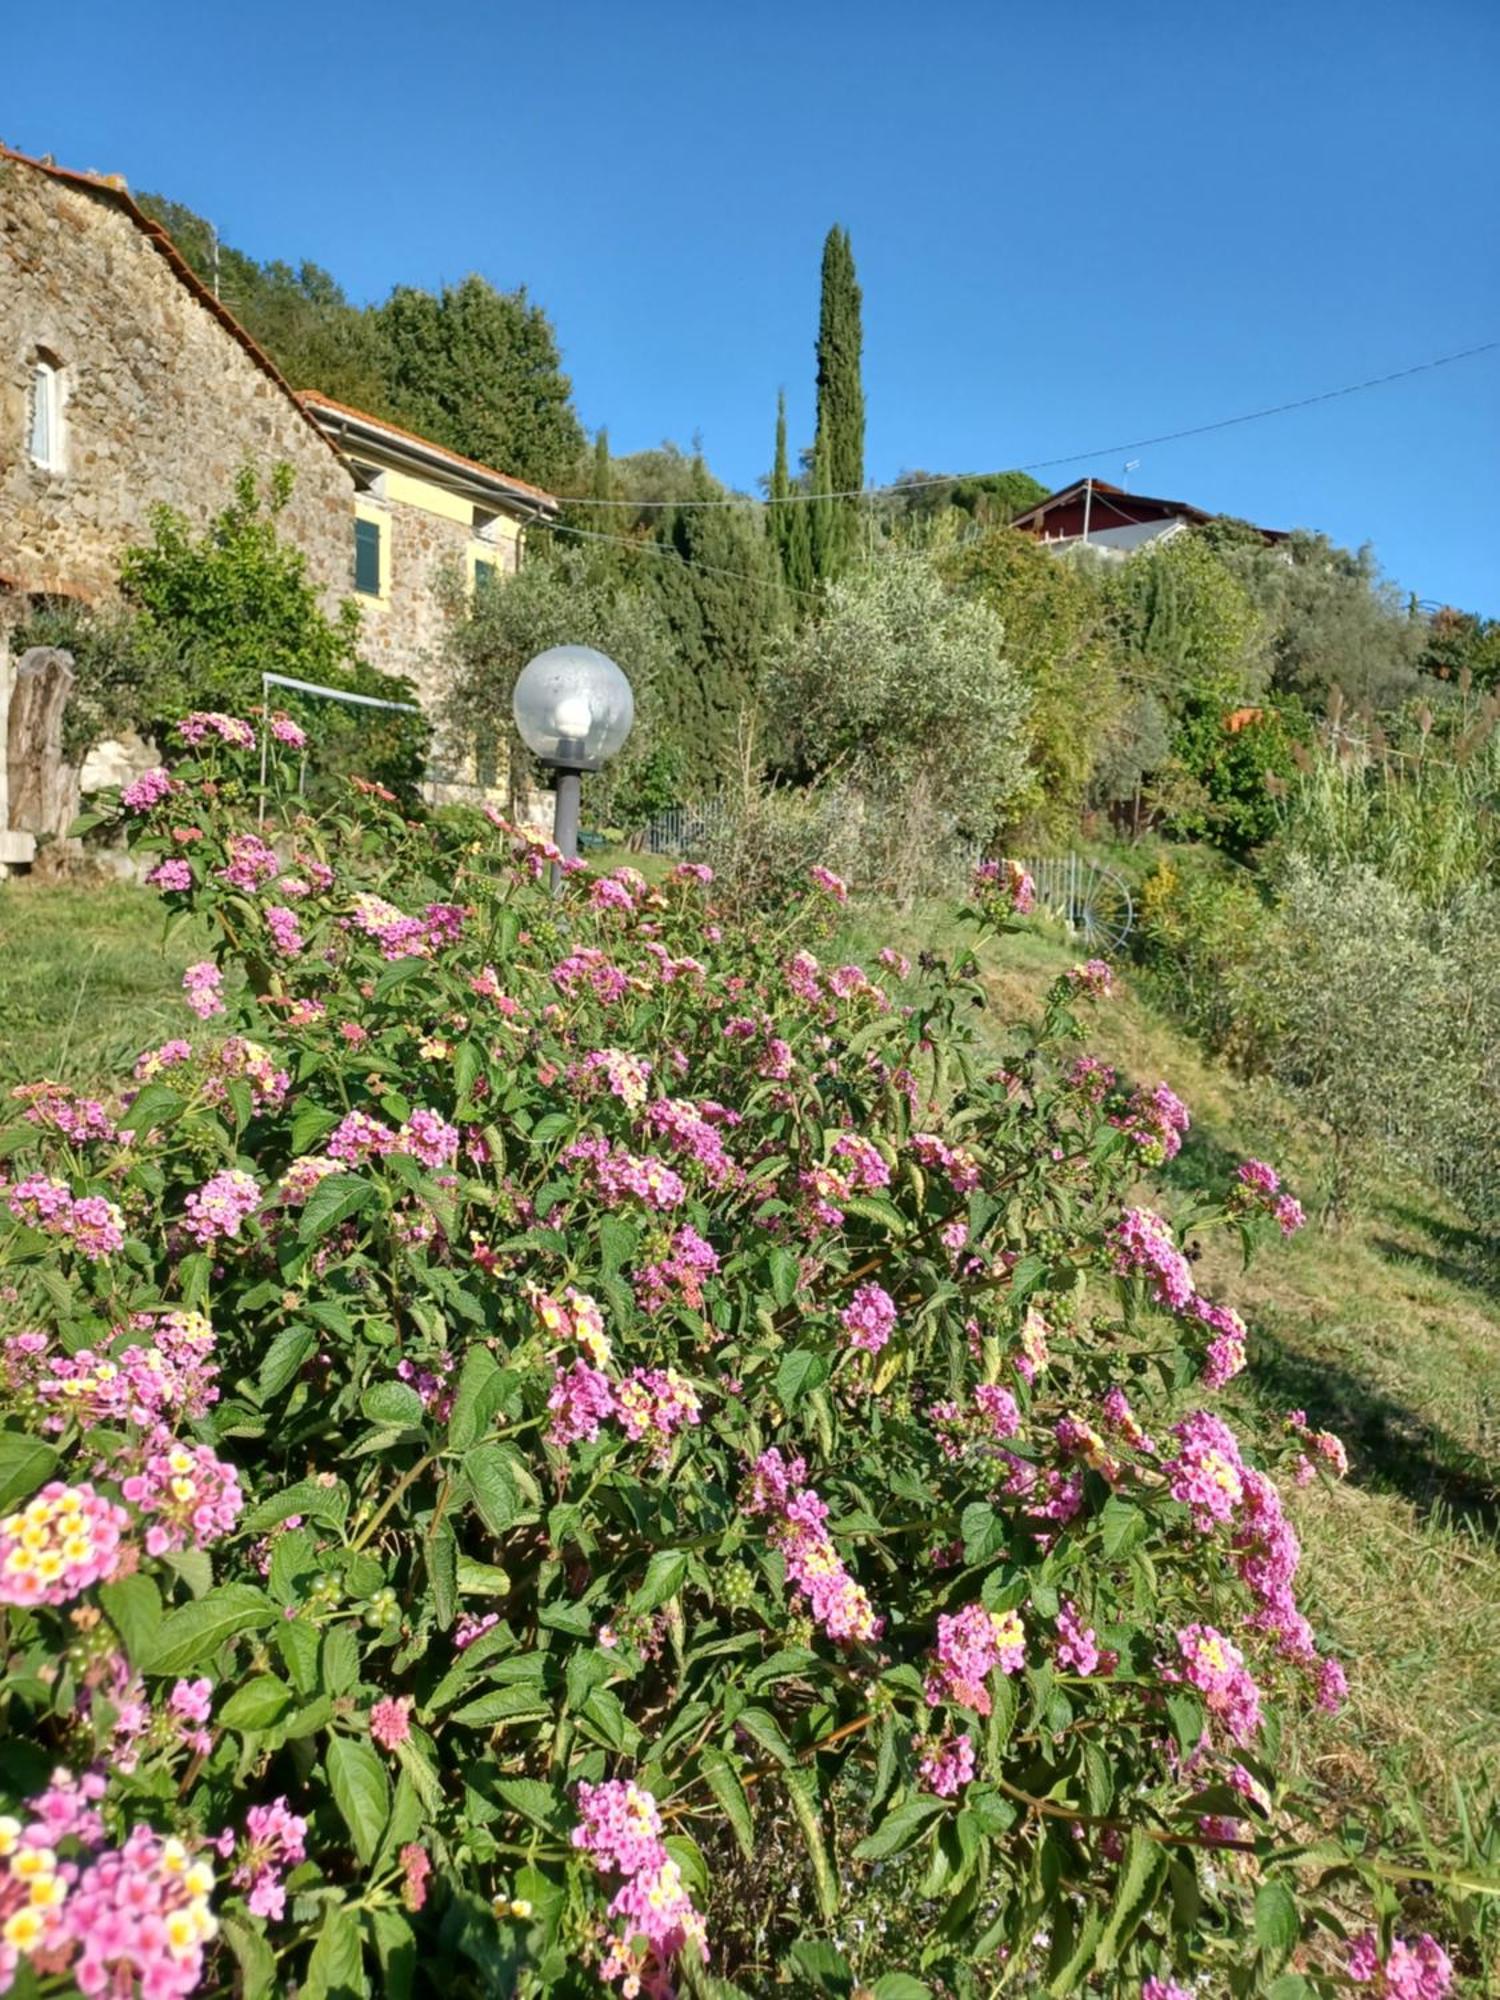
<box><xmin>1074</xmin><ymin>864</ymin><xmax>1134</xmax><ymax>955</ymax></box>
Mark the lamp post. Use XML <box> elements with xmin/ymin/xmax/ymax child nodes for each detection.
<box><xmin>511</xmin><ymin>644</ymin><xmax>634</xmax><ymax>884</ymax></box>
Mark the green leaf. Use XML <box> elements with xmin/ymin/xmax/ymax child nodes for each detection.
<box><xmin>145</xmin><ymin>1584</ymin><xmax>278</xmax><ymax>1676</ymax></box>
<box><xmin>119</xmin><ymin>1082</ymin><xmax>187</xmax><ymax>1136</ymax></box>
<box><xmin>871</xmin><ymin>1978</ymin><xmax>934</xmax><ymax>2000</ymax></box>
<box><xmin>221</xmin><ymin>1913</ymin><xmax>278</xmax><ymax>2000</ymax></box>
<box><xmin>0</xmin><ymin>1433</ymin><xmax>59</xmax><ymax>1511</ymax></box>
<box><xmin>632</xmin><ymin>1548</ymin><xmax>688</xmax><ymax>1613</ymax></box>
<box><xmin>699</xmin><ymin>1747</ymin><xmax>754</xmax><ymax>1860</ymax></box>
<box><xmin>98</xmin><ymin>1575</ymin><xmax>162</xmax><ymax>1664</ymax></box>
<box><xmin>367</xmin><ymin>1908</ymin><xmax>416</xmax><ymax>2000</ymax></box>
<box><xmin>219</xmin><ymin>1674</ymin><xmax>294</xmax><ymax>1731</ymax></box>
<box><xmin>465</xmin><ymin>1442</ymin><xmax>524</xmax><ymax>1536</ymax></box>
<box><xmin>733</xmin><ymin>1706</ymin><xmax>793</xmax><ymax>1766</ymax></box>
<box><xmin>1099</xmin><ymin>1495</ymin><xmax>1147</xmax><ymax>1560</ymax></box>
<box><xmin>1254</xmin><ymin>1881</ymin><xmax>1300</xmax><ymax>1973</ymax></box>
<box><xmin>854</xmin><ymin>1796</ymin><xmax>946</xmax><ymax>1861</ymax></box>
<box><xmin>257</xmin><ymin>1325</ymin><xmax>314</xmax><ymax>1400</ymax></box>
<box><xmin>359</xmin><ymin>1380</ymin><xmax>426</xmax><ymax>1429</ymax></box>
<box><xmin>784</xmin><ymin>1766</ymin><xmax>838</xmax><ymax>1919</ymax></box>
<box><xmin>496</xmin><ymin>1777</ymin><xmax>563</xmax><ymax>1831</ymax></box>
<box><xmin>162</xmin><ymin>1547</ymin><xmax>213</xmax><ymax>1598</ymax></box>
<box><xmin>298</xmin><ymin>1173</ymin><xmax>376</xmax><ymax>1242</ymax></box>
<box><xmin>786</xmin><ymin>1940</ymin><xmax>852</xmax><ymax>1995</ymax></box>
<box><xmin>767</xmin><ymin>1245</ymin><xmax>800</xmax><ymax>1307</ymax></box>
<box><xmin>774</xmin><ymin>1348</ymin><xmax>828</xmax><ymax>1407</ymax></box>
<box><xmin>1094</xmin><ymin>1827</ymin><xmax>1164</xmax><ymax>1971</ymax></box>
<box><xmin>241</xmin><ymin>1478</ymin><xmax>349</xmax><ymax>1535</ymax></box>
<box><xmin>1047</xmin><ymin>1906</ymin><xmax>1105</xmax><ymax>1994</ymax></box>
<box><xmin>322</xmin><ymin>1625</ymin><xmax>361</xmax><ymax>1697</ymax></box>
<box><xmin>1166</xmin><ymin>1692</ymin><xmax>1206</xmax><ymax>1755</ymax></box>
<box><xmin>302</xmin><ymin>1900</ymin><xmax>369</xmax><ymax>1999</ymax></box>
<box><xmin>446</xmin><ymin>1345</ymin><xmax>503</xmax><ymax>1452</ymax></box>
<box><xmin>327</xmin><ymin>1734</ymin><xmax>390</xmax><ymax>1866</ymax></box>
<box><xmin>960</xmin><ymin>1500</ymin><xmax>1007</xmax><ymax>1564</ymax></box>
<box><xmin>428</xmin><ymin>1521</ymin><xmax>458</xmax><ymax>1631</ymax></box>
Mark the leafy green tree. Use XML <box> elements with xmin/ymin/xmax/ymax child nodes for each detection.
<box><xmin>120</xmin><ymin>465</ymin><xmax>427</xmax><ymax>796</ymax></box>
<box><xmin>376</xmin><ymin>275</ymin><xmax>584</xmax><ymax>489</ymax></box>
<box><xmin>883</xmin><ymin>468</ymin><xmax>1049</xmax><ymax>540</ymax></box>
<box><xmin>137</xmin><ymin>193</ymin><xmax>390</xmax><ymax>410</ymax></box>
<box><xmin>644</xmin><ymin>465</ymin><xmax>786</xmax><ymax>793</ymax></box>
<box><xmin>943</xmin><ymin>527</ymin><xmax>1124</xmax><ymax>836</ymax></box>
<box><xmin>1221</xmin><ymin>532</ymin><xmax>1425</xmax><ymax>713</ymax></box>
<box><xmin>810</xmin><ymin>225</ymin><xmax>865</xmax><ymax>578</ymax></box>
<box><xmin>766</xmin><ymin>549</ymin><xmax>1030</xmax><ymax>846</ymax></box>
<box><xmin>438</xmin><ymin>546</ymin><xmax>673</xmax><ymax>822</ymax></box>
<box><xmin>1419</xmin><ymin>604</ymin><xmax>1500</xmax><ymax>692</ymax></box>
<box><xmin>1103</xmin><ymin>531</ymin><xmax>1266</xmax><ymax>697</ymax></box>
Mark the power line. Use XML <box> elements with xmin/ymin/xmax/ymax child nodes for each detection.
<box><xmin>531</xmin><ymin>514</ymin><xmax>822</xmax><ymax>604</ymax></box>
<box><xmin>550</xmin><ymin>338</ymin><xmax>1498</xmax><ymax>511</ymax></box>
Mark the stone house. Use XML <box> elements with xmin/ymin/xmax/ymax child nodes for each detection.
<box><xmin>0</xmin><ymin>142</ymin><xmax>557</xmax><ymax>860</ymax></box>
<box><xmin>298</xmin><ymin>391</ymin><xmax>558</xmax><ymax>708</ymax></box>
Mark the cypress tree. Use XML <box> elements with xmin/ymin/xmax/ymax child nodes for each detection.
<box><xmin>589</xmin><ymin>428</ymin><xmax>614</xmax><ymax>547</ymax></box>
<box><xmin>770</xmin><ymin>389</ymin><xmax>815</xmax><ymax>597</ymax></box>
<box><xmin>811</xmin><ymin>224</ymin><xmax>865</xmax><ymax>579</ymax></box>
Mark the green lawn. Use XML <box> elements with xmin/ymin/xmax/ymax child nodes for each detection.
<box><xmin>0</xmin><ymin>882</ymin><xmax>216</xmax><ymax>1088</ymax></box>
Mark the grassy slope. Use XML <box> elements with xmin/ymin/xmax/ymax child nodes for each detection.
<box><xmin>5</xmin><ymin>879</ymin><xmax>1497</xmax><ymax>1942</ymax></box>
<box><xmin>839</xmin><ymin>904</ymin><xmax>1500</xmax><ymax>1856</ymax></box>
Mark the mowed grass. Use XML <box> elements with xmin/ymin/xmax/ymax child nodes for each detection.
<box><xmin>839</xmin><ymin>900</ymin><xmax>1500</xmax><ymax>1870</ymax></box>
<box><xmin>0</xmin><ymin>882</ymin><xmax>215</xmax><ymax>1088</ymax></box>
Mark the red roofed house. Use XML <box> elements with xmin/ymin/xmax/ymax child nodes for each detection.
<box><xmin>1008</xmin><ymin>476</ymin><xmax>1285</xmax><ymax>557</ymax></box>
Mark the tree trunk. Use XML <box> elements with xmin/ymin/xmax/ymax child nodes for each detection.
<box><xmin>6</xmin><ymin>647</ymin><xmax>79</xmax><ymax>843</ymax></box>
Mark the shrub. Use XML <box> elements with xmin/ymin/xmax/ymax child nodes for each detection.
<box><xmin>765</xmin><ymin>549</ymin><xmax>1032</xmax><ymax>847</ymax></box>
<box><xmin>0</xmin><ymin>724</ymin><xmax>1473</xmax><ymax>1998</ymax></box>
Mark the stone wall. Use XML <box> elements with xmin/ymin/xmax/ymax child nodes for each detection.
<box><xmin>0</xmin><ymin>157</ymin><xmax>353</xmax><ymax>611</ymax></box>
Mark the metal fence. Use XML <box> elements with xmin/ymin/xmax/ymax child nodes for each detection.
<box><xmin>1018</xmin><ymin>854</ymin><xmax>1135</xmax><ymax>954</ymax></box>
<box><xmin>645</xmin><ymin>802</ymin><xmax>727</xmax><ymax>855</ymax></box>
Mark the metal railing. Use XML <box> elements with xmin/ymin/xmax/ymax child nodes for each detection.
<box><xmin>645</xmin><ymin>802</ymin><xmax>727</xmax><ymax>855</ymax></box>
<box><xmin>1018</xmin><ymin>853</ymin><xmax>1135</xmax><ymax>953</ymax></box>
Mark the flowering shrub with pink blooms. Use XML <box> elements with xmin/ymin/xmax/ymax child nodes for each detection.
<box><xmin>0</xmin><ymin>716</ymin><xmax>1479</xmax><ymax>1998</ymax></box>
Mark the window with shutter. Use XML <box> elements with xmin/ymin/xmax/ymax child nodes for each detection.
<box><xmin>354</xmin><ymin>517</ymin><xmax>382</xmax><ymax>596</ymax></box>
<box><xmin>473</xmin><ymin>557</ymin><xmax>497</xmax><ymax>593</ymax></box>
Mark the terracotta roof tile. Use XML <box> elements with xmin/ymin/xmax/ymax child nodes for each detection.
<box><xmin>298</xmin><ymin>390</ymin><xmax>559</xmax><ymax>510</ymax></box>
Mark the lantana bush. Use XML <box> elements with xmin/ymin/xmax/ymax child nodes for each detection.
<box><xmin>0</xmin><ymin>715</ymin><xmax>1468</xmax><ymax>1998</ymax></box>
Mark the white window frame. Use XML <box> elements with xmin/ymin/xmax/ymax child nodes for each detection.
<box><xmin>28</xmin><ymin>355</ymin><xmax>66</xmax><ymax>473</ymax></box>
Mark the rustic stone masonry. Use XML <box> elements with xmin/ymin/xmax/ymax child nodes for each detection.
<box><xmin>0</xmin><ymin>152</ymin><xmax>352</xmax><ymax>611</ymax></box>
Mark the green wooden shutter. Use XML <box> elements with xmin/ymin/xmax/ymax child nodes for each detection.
<box><xmin>354</xmin><ymin>518</ymin><xmax>381</xmax><ymax>595</ymax></box>
<box><xmin>474</xmin><ymin>558</ymin><xmax>497</xmax><ymax>592</ymax></box>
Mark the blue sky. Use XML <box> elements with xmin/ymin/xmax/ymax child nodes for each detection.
<box><xmin>13</xmin><ymin>0</ymin><xmax>1499</xmax><ymax>610</ymax></box>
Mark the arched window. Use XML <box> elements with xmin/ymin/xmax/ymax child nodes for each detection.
<box><xmin>28</xmin><ymin>353</ymin><xmax>65</xmax><ymax>472</ymax></box>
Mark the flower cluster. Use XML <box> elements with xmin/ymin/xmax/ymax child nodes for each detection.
<box><xmin>4</xmin><ymin>1177</ymin><xmax>124</xmax><ymax>1259</ymax></box>
<box><xmin>973</xmin><ymin>856</ymin><xmax>1036</xmax><ymax>917</ymax></box>
<box><xmin>633</xmin><ymin>1226</ymin><xmax>719</xmax><ymax>1314</ymax></box>
<box><xmin>564</xmin><ymin>1136</ymin><xmax>686</xmax><ymax>1211</ymax></box>
<box><xmin>177</xmin><ymin>710</ymin><xmax>255</xmax><ymax>749</ymax></box>
<box><xmin>918</xmin><ymin>1730</ymin><xmax>976</xmax><ymax>1797</ymax></box>
<box><xmin>924</xmin><ymin>1602</ymin><xmax>1026</xmax><ymax>1713</ymax></box>
<box><xmin>641</xmin><ymin>1098</ymin><xmax>740</xmax><ymax>1186</ymax></box>
<box><xmin>1112</xmin><ymin>1081</ymin><xmax>1191</xmax><ymax>1165</ymax></box>
<box><xmin>121</xmin><ymin>765</ymin><xmax>177</xmax><ymax>811</ymax></box>
<box><xmin>571</xmin><ymin>1779</ymin><xmax>709</xmax><ymax>1994</ymax></box>
<box><xmin>183</xmin><ymin>1170</ymin><xmax>261</xmax><ymax>1247</ymax></box>
<box><xmin>1170</xmin><ymin>1623</ymin><xmax>1263</xmax><ymax>1745</ymax></box>
<box><xmin>0</xmin><ymin>1481</ymin><xmax>128</xmax><ymax>1607</ymax></box>
<box><xmin>121</xmin><ymin>1439</ymin><xmax>244</xmax><ymax>1554</ymax></box>
<box><xmin>747</xmin><ymin>1449</ymin><xmax>882</xmax><ymax>1644</ymax></box>
<box><xmin>1109</xmin><ymin>1207</ymin><xmax>1196</xmax><ymax>1312</ymax></box>
<box><xmin>181</xmin><ymin>961</ymin><xmax>225</xmax><ymax>1020</ymax></box>
<box><xmin>840</xmin><ymin>1281</ymin><xmax>897</xmax><ymax>1356</ymax></box>
<box><xmin>218</xmin><ymin>1799</ymin><xmax>307</xmax><ymax>1922</ymax></box>
<box><xmin>616</xmin><ymin>1368</ymin><xmax>702</xmax><ymax>1461</ymax></box>
<box><xmin>1233</xmin><ymin>1158</ymin><xmax>1307</xmax><ymax>1236</ymax></box>
<box><xmin>1347</xmin><ymin>1929</ymin><xmax>1453</xmax><ymax>1998</ymax></box>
